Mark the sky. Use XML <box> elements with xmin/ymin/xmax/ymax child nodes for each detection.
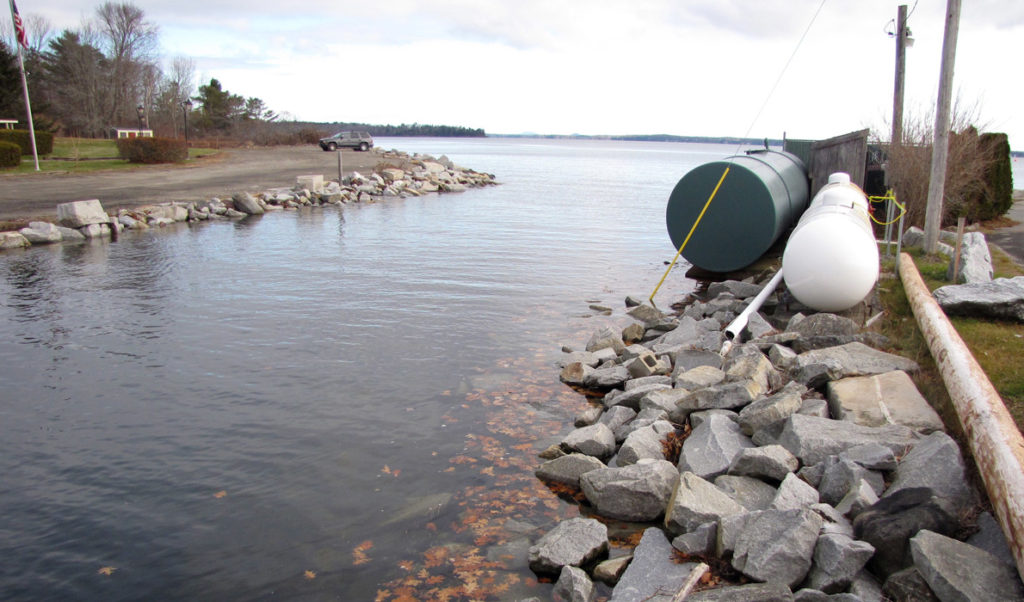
<box><xmin>9</xmin><ymin>0</ymin><xmax>1024</xmax><ymax>148</ymax></box>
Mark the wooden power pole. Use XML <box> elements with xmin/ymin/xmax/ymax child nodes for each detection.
<box><xmin>890</xmin><ymin>4</ymin><xmax>908</xmax><ymax>188</ymax></box>
<box><xmin>923</xmin><ymin>0</ymin><xmax>961</xmax><ymax>254</ymax></box>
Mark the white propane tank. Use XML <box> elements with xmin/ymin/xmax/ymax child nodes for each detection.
<box><xmin>782</xmin><ymin>172</ymin><xmax>879</xmax><ymax>312</ymax></box>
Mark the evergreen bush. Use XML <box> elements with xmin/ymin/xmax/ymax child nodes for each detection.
<box><xmin>977</xmin><ymin>133</ymin><xmax>1013</xmax><ymax>220</ymax></box>
<box><xmin>0</xmin><ymin>141</ymin><xmax>20</xmax><ymax>168</ymax></box>
<box><xmin>0</xmin><ymin>129</ymin><xmax>54</xmax><ymax>155</ymax></box>
<box><xmin>116</xmin><ymin>137</ymin><xmax>188</xmax><ymax>164</ymax></box>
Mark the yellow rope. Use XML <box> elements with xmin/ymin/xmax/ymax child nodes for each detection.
<box><xmin>868</xmin><ymin>190</ymin><xmax>906</xmax><ymax>226</ymax></box>
<box><xmin>648</xmin><ymin>166</ymin><xmax>731</xmax><ymax>305</ymax></box>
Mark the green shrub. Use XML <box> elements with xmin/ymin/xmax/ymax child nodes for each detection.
<box><xmin>0</xmin><ymin>129</ymin><xmax>54</xmax><ymax>155</ymax></box>
<box><xmin>0</xmin><ymin>141</ymin><xmax>20</xmax><ymax>168</ymax></box>
<box><xmin>977</xmin><ymin>133</ymin><xmax>1013</xmax><ymax>220</ymax></box>
<box><xmin>116</xmin><ymin>136</ymin><xmax>188</xmax><ymax>164</ymax></box>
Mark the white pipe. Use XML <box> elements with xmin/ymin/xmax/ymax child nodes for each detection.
<box><xmin>900</xmin><ymin>253</ymin><xmax>1024</xmax><ymax>582</ymax></box>
<box><xmin>724</xmin><ymin>270</ymin><xmax>785</xmax><ymax>343</ymax></box>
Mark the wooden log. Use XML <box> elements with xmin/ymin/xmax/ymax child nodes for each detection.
<box><xmin>899</xmin><ymin>252</ymin><xmax>1024</xmax><ymax>581</ymax></box>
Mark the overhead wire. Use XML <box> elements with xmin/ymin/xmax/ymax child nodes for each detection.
<box><xmin>648</xmin><ymin>0</ymin><xmax>829</xmax><ymax>305</ymax></box>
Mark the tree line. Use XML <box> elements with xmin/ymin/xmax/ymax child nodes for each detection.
<box><xmin>1</xmin><ymin>1</ymin><xmax>485</xmax><ymax>143</ymax></box>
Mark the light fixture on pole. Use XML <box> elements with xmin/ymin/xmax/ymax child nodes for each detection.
<box><xmin>182</xmin><ymin>99</ymin><xmax>193</xmax><ymax>148</ymax></box>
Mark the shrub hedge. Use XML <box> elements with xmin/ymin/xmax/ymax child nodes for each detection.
<box><xmin>0</xmin><ymin>141</ymin><xmax>21</xmax><ymax>168</ymax></box>
<box><xmin>116</xmin><ymin>137</ymin><xmax>188</xmax><ymax>164</ymax></box>
<box><xmin>0</xmin><ymin>129</ymin><xmax>55</xmax><ymax>155</ymax></box>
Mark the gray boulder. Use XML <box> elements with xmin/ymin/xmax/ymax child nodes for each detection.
<box><xmin>593</xmin><ymin>555</ymin><xmax>632</xmax><ymax>585</ymax></box>
<box><xmin>672</xmin><ymin>521</ymin><xmax>717</xmax><ymax>556</ymax></box>
<box><xmin>911</xmin><ymin>529</ymin><xmax>1024</xmax><ymax>602</ymax></box>
<box><xmin>884</xmin><ymin>431</ymin><xmax>977</xmax><ymax>513</ymax></box>
<box><xmin>674</xmin><ymin>365</ymin><xmax>726</xmax><ymax>391</ymax></box>
<box><xmin>778</xmin><ymin>414</ymin><xmax>918</xmax><ymax>466</ymax></box>
<box><xmin>708</xmin><ymin>280</ymin><xmax>765</xmax><ymax>299</ymax></box>
<box><xmin>586</xmin><ymin>326</ymin><xmax>626</xmax><ymax>354</ymax></box>
<box><xmin>792</xmin><ymin>342</ymin><xmax>919</xmax><ymax>387</ymax></box>
<box><xmin>231</xmin><ymin>192</ymin><xmax>265</xmax><ymax>215</ymax></box>
<box><xmin>853</xmin><ymin>488</ymin><xmax>960</xmax><ymax>579</ymax></box>
<box><xmin>55</xmin><ymin>226</ymin><xmax>85</xmax><ymax>241</ymax></box>
<box><xmin>731</xmin><ymin>508</ymin><xmax>823</xmax><ymax>588</ymax></box>
<box><xmin>633</xmin><ymin>387</ymin><xmax>688</xmax><ymax>413</ymax></box>
<box><xmin>599</xmin><ymin>405</ymin><xmax>638</xmax><ymax>435</ymax></box>
<box><xmin>835</xmin><ymin>479</ymin><xmax>880</xmax><ymax>519</ymax></box>
<box><xmin>967</xmin><ymin>511</ymin><xmax>1016</xmax><ymax>568</ymax></box>
<box><xmin>583</xmin><ymin>365</ymin><xmax>631</xmax><ymax>389</ymax></box>
<box><xmin>738</xmin><ymin>381</ymin><xmax>807</xmax><ymax>436</ymax></box>
<box><xmin>535</xmin><ymin>453</ymin><xmax>606</xmax><ymax>487</ymax></box>
<box><xmin>818</xmin><ymin>458</ymin><xmax>884</xmax><ymax>506</ymax></box>
<box><xmin>580</xmin><ymin>459</ymin><xmax>679</xmax><ymax>522</ymax></box>
<box><xmin>664</xmin><ymin>471</ymin><xmax>747</xmax><ymax>535</ymax></box>
<box><xmin>616</xmin><ymin>421</ymin><xmax>674</xmax><ymax>466</ymax></box>
<box><xmin>562</xmin><ymin>423</ymin><xmax>617</xmax><ymax>459</ymax></box>
<box><xmin>19</xmin><ymin>221</ymin><xmax>62</xmax><ymax>244</ymax></box>
<box><xmin>687</xmin><ymin>582</ymin><xmax>795</xmax><ymax>601</ymax></box>
<box><xmin>528</xmin><ymin>517</ymin><xmax>608</xmax><ymax>575</ymax></box>
<box><xmin>933</xmin><ymin>276</ymin><xmax>1024</xmax><ymax>322</ymax></box>
<box><xmin>805</xmin><ymin>533</ymin><xmax>875</xmax><ymax>594</ymax></box>
<box><xmin>0</xmin><ymin>231</ymin><xmax>30</xmax><ymax>249</ymax></box>
<box><xmin>677</xmin><ymin>413</ymin><xmax>755</xmax><ymax>480</ymax></box>
<box><xmin>553</xmin><ymin>565</ymin><xmax>596</xmax><ymax>602</ymax></box>
<box><xmin>672</xmin><ymin>379</ymin><xmax>765</xmax><ymax>420</ymax></box>
<box><xmin>715</xmin><ymin>475</ymin><xmax>779</xmax><ymax>511</ymax></box>
<box><xmin>606</xmin><ymin>383</ymin><xmax>672</xmax><ymax>410</ymax></box>
<box><xmin>728</xmin><ymin>444</ymin><xmax>799</xmax><ymax>483</ymax></box>
<box><xmin>946</xmin><ymin>231</ymin><xmax>993</xmax><ymax>284</ymax></box>
<box><xmin>827</xmin><ymin>370</ymin><xmax>944</xmax><ymax>434</ymax></box>
<box><xmin>672</xmin><ymin>349</ymin><xmax>723</xmax><ymax>373</ymax></box>
<box><xmin>769</xmin><ymin>472</ymin><xmax>820</xmax><ymax>511</ymax></box>
<box><xmin>610</xmin><ymin>528</ymin><xmax>701</xmax><ymax>602</ymax></box>
<box><xmin>839</xmin><ymin>442</ymin><xmax>898</xmax><ymax>471</ymax></box>
<box><xmin>56</xmin><ymin>199</ymin><xmax>109</xmax><ymax>227</ymax></box>
<box><xmin>786</xmin><ymin>312</ymin><xmax>860</xmax><ymax>337</ymax></box>
<box><xmin>882</xmin><ymin>567</ymin><xmax>940</xmax><ymax>602</ymax></box>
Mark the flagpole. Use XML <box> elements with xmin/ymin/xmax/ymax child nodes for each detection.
<box><xmin>9</xmin><ymin>0</ymin><xmax>39</xmax><ymax>171</ymax></box>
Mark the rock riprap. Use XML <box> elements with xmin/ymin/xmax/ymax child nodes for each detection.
<box><xmin>0</xmin><ymin>148</ymin><xmax>497</xmax><ymax>251</ymax></box>
<box><xmin>534</xmin><ymin>278</ymin><xmax>1021</xmax><ymax>600</ymax></box>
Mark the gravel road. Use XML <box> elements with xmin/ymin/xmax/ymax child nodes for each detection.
<box><xmin>0</xmin><ymin>145</ymin><xmax>382</xmax><ymax>222</ymax></box>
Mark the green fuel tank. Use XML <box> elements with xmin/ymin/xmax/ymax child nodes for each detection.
<box><xmin>665</xmin><ymin>150</ymin><xmax>809</xmax><ymax>273</ymax></box>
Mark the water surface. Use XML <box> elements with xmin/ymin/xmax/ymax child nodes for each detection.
<box><xmin>1</xmin><ymin>138</ymin><xmax>749</xmax><ymax>600</ymax></box>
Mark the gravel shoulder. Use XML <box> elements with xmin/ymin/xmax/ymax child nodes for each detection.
<box><xmin>0</xmin><ymin>145</ymin><xmax>382</xmax><ymax>223</ymax></box>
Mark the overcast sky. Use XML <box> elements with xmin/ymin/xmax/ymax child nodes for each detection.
<box><xmin>13</xmin><ymin>0</ymin><xmax>1024</xmax><ymax>147</ymax></box>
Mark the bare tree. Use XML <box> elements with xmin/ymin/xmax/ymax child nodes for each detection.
<box><xmin>0</xmin><ymin>12</ymin><xmax>53</xmax><ymax>54</ymax></box>
<box><xmin>94</xmin><ymin>1</ymin><xmax>159</xmax><ymax>126</ymax></box>
<box><xmin>877</xmin><ymin>98</ymin><xmax>997</xmax><ymax>228</ymax></box>
<box><xmin>152</xmin><ymin>56</ymin><xmax>195</xmax><ymax>136</ymax></box>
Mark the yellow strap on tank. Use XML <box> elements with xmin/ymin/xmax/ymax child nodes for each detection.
<box><xmin>868</xmin><ymin>190</ymin><xmax>907</xmax><ymax>226</ymax></box>
<box><xmin>648</xmin><ymin>166</ymin><xmax>730</xmax><ymax>305</ymax></box>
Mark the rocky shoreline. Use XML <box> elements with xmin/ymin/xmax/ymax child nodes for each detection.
<box><xmin>533</xmin><ymin>279</ymin><xmax>1024</xmax><ymax>601</ymax></box>
<box><xmin>0</xmin><ymin>148</ymin><xmax>496</xmax><ymax>249</ymax></box>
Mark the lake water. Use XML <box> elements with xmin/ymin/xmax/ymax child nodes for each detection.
<box><xmin>0</xmin><ymin>137</ymin><xmax>730</xmax><ymax>601</ymax></box>
<box><xmin>2</xmin><ymin>137</ymin><xmax>1020</xmax><ymax>601</ymax></box>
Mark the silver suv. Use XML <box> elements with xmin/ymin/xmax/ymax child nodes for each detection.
<box><xmin>319</xmin><ymin>131</ymin><xmax>373</xmax><ymax>152</ymax></box>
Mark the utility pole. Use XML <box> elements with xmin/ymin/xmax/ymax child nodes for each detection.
<box><xmin>890</xmin><ymin>5</ymin><xmax>908</xmax><ymax>183</ymax></box>
<box><xmin>923</xmin><ymin>0</ymin><xmax>961</xmax><ymax>254</ymax></box>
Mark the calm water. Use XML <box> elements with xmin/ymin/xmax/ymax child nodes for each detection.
<box><xmin>7</xmin><ymin>136</ymin><xmax>1012</xmax><ymax>601</ymax></box>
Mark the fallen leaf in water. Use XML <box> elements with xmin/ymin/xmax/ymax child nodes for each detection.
<box><xmin>304</xmin><ymin>570</ymin><xmax>316</xmax><ymax>580</ymax></box>
<box><xmin>98</xmin><ymin>566</ymin><xmax>116</xmax><ymax>576</ymax></box>
<box><xmin>213</xmin><ymin>491</ymin><xmax>227</xmax><ymax>499</ymax></box>
<box><xmin>353</xmin><ymin>540</ymin><xmax>374</xmax><ymax>566</ymax></box>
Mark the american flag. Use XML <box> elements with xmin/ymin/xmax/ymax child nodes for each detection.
<box><xmin>11</xmin><ymin>0</ymin><xmax>29</xmax><ymax>50</ymax></box>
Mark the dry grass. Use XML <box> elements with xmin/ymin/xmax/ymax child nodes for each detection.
<box><xmin>873</xmin><ymin>246</ymin><xmax>1024</xmax><ymax>435</ymax></box>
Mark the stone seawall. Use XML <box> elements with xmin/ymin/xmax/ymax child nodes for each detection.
<box><xmin>0</xmin><ymin>148</ymin><xmax>496</xmax><ymax>250</ymax></box>
<box><xmin>535</xmin><ymin>281</ymin><xmax>1024</xmax><ymax>601</ymax></box>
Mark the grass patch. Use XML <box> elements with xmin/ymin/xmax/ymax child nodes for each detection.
<box><xmin>1</xmin><ymin>137</ymin><xmax>221</xmax><ymax>174</ymax></box>
<box><xmin>874</xmin><ymin>245</ymin><xmax>1024</xmax><ymax>435</ymax></box>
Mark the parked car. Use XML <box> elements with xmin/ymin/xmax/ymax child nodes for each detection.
<box><xmin>319</xmin><ymin>131</ymin><xmax>374</xmax><ymax>152</ymax></box>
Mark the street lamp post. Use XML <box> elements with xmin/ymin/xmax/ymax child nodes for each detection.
<box><xmin>182</xmin><ymin>99</ymin><xmax>193</xmax><ymax>149</ymax></box>
<box><xmin>136</xmin><ymin>104</ymin><xmax>145</xmax><ymax>131</ymax></box>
